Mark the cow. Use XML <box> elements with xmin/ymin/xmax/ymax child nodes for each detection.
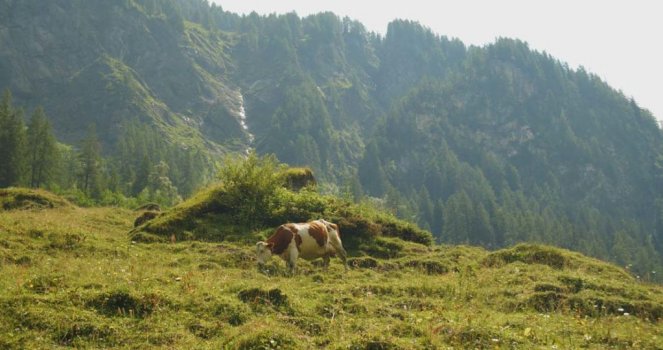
<box><xmin>256</xmin><ymin>219</ymin><xmax>348</xmax><ymax>274</ymax></box>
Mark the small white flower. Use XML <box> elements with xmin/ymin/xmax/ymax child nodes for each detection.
<box><xmin>623</xmin><ymin>312</ymin><xmax>630</xmax><ymax>316</ymax></box>
<box><xmin>617</xmin><ymin>307</ymin><xmax>624</xmax><ymax>312</ymax></box>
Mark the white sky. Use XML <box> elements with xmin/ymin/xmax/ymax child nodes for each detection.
<box><xmin>212</xmin><ymin>0</ymin><xmax>662</xmax><ymax>125</ymax></box>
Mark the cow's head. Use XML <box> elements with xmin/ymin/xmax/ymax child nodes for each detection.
<box><xmin>255</xmin><ymin>241</ymin><xmax>274</xmax><ymax>265</ymax></box>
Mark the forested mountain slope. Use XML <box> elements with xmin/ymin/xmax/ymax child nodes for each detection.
<box><xmin>0</xmin><ymin>0</ymin><xmax>662</xmax><ymax>279</ymax></box>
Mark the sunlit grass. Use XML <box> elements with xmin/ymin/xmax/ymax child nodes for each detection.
<box><xmin>1</xmin><ymin>201</ymin><xmax>662</xmax><ymax>348</ymax></box>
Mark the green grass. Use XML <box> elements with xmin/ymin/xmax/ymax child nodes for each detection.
<box><xmin>0</xmin><ymin>187</ymin><xmax>72</xmax><ymax>210</ymax></box>
<box><xmin>1</xmin><ymin>194</ymin><xmax>662</xmax><ymax>348</ymax></box>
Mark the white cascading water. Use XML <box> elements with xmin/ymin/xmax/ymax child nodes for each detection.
<box><xmin>236</xmin><ymin>91</ymin><xmax>255</xmax><ymax>154</ymax></box>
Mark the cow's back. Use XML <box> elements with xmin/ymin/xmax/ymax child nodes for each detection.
<box><xmin>295</xmin><ymin>221</ymin><xmax>329</xmax><ymax>260</ymax></box>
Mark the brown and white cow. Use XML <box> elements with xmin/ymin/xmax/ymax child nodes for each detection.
<box><xmin>256</xmin><ymin>219</ymin><xmax>347</xmax><ymax>274</ymax></box>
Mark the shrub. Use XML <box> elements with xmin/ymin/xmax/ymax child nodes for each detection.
<box><xmin>217</xmin><ymin>152</ymin><xmax>286</xmax><ymax>227</ymax></box>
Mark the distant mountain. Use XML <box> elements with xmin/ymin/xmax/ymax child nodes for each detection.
<box><xmin>0</xmin><ymin>0</ymin><xmax>249</xmax><ymax>154</ymax></box>
<box><xmin>1</xmin><ymin>0</ymin><xmax>661</xmax><ymax>279</ymax></box>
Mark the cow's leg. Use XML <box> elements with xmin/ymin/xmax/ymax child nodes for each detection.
<box><xmin>286</xmin><ymin>259</ymin><xmax>296</xmax><ymax>275</ymax></box>
<box><xmin>323</xmin><ymin>254</ymin><xmax>331</xmax><ymax>270</ymax></box>
<box><xmin>286</xmin><ymin>246</ymin><xmax>299</xmax><ymax>276</ymax></box>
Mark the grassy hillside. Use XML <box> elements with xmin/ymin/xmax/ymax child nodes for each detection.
<box><xmin>3</xmin><ymin>0</ymin><xmax>663</xmax><ymax>281</ymax></box>
<box><xmin>0</xmin><ymin>190</ymin><xmax>661</xmax><ymax>349</ymax></box>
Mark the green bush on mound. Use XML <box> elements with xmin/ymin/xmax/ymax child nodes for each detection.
<box><xmin>132</xmin><ymin>153</ymin><xmax>433</xmax><ymax>251</ymax></box>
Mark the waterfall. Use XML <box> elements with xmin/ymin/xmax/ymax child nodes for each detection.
<box><xmin>236</xmin><ymin>91</ymin><xmax>254</xmax><ymax>154</ymax></box>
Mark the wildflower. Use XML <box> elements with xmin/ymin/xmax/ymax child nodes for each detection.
<box><xmin>623</xmin><ymin>312</ymin><xmax>630</xmax><ymax>316</ymax></box>
<box><xmin>617</xmin><ymin>307</ymin><xmax>624</xmax><ymax>312</ymax></box>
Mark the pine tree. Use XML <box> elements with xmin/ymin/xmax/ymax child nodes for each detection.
<box><xmin>132</xmin><ymin>155</ymin><xmax>151</xmax><ymax>196</ymax></box>
<box><xmin>417</xmin><ymin>186</ymin><xmax>434</xmax><ymax>229</ymax></box>
<box><xmin>0</xmin><ymin>90</ymin><xmax>27</xmax><ymax>187</ymax></box>
<box><xmin>431</xmin><ymin>199</ymin><xmax>445</xmax><ymax>238</ymax></box>
<box><xmin>26</xmin><ymin>107</ymin><xmax>59</xmax><ymax>188</ymax></box>
<box><xmin>358</xmin><ymin>142</ymin><xmax>388</xmax><ymax>196</ymax></box>
<box><xmin>78</xmin><ymin>125</ymin><xmax>102</xmax><ymax>199</ymax></box>
<box><xmin>442</xmin><ymin>191</ymin><xmax>473</xmax><ymax>244</ymax></box>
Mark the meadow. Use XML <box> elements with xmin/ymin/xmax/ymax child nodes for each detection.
<box><xmin>1</xmin><ymin>188</ymin><xmax>661</xmax><ymax>349</ymax></box>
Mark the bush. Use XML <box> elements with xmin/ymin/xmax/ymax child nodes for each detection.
<box><xmin>218</xmin><ymin>152</ymin><xmax>286</xmax><ymax>227</ymax></box>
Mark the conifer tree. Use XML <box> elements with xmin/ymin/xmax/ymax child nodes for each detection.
<box><xmin>0</xmin><ymin>90</ymin><xmax>27</xmax><ymax>187</ymax></box>
<box><xmin>358</xmin><ymin>142</ymin><xmax>388</xmax><ymax>196</ymax></box>
<box><xmin>78</xmin><ymin>124</ymin><xmax>102</xmax><ymax>199</ymax></box>
<box><xmin>26</xmin><ymin>107</ymin><xmax>59</xmax><ymax>188</ymax></box>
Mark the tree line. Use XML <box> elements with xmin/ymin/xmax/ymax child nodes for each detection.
<box><xmin>0</xmin><ymin>89</ymin><xmax>211</xmax><ymax>207</ymax></box>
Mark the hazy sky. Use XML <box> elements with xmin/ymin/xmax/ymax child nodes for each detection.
<box><xmin>212</xmin><ymin>0</ymin><xmax>662</xmax><ymax>124</ymax></box>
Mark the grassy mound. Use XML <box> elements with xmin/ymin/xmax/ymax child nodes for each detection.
<box><xmin>0</xmin><ymin>187</ymin><xmax>72</xmax><ymax>210</ymax></box>
<box><xmin>132</xmin><ymin>154</ymin><xmax>432</xmax><ymax>253</ymax></box>
<box><xmin>136</xmin><ymin>184</ymin><xmax>432</xmax><ymax>252</ymax></box>
<box><xmin>483</xmin><ymin>243</ymin><xmax>634</xmax><ymax>281</ymax></box>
